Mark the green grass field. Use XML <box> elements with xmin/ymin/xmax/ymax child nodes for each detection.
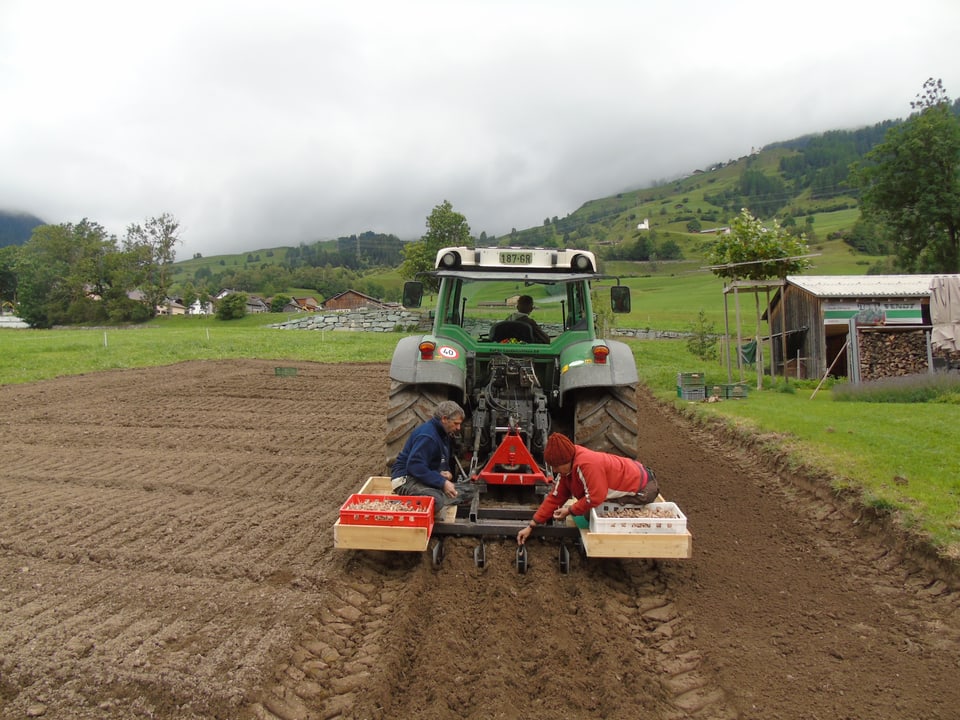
<box><xmin>2</xmin><ymin>319</ymin><xmax>957</xmax><ymax>557</ymax></box>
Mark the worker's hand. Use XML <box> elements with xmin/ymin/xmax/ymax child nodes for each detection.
<box><xmin>553</xmin><ymin>507</ymin><xmax>571</xmax><ymax>522</ymax></box>
<box><xmin>443</xmin><ymin>479</ymin><xmax>458</xmax><ymax>498</ymax></box>
<box><xmin>440</xmin><ymin>470</ymin><xmax>453</xmax><ymax>482</ymax></box>
<box><xmin>517</xmin><ymin>525</ymin><xmax>533</xmax><ymax>545</ymax></box>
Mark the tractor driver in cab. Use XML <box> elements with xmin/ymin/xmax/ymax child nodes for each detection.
<box><xmin>505</xmin><ymin>295</ymin><xmax>551</xmax><ymax>344</ymax></box>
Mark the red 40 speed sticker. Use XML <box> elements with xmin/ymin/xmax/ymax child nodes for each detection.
<box><xmin>438</xmin><ymin>346</ymin><xmax>459</xmax><ymax>359</ymax></box>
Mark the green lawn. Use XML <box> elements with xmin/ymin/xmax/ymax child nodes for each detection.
<box><xmin>0</xmin><ymin>315</ymin><xmax>398</xmax><ymax>384</ymax></box>
<box><xmin>625</xmin><ymin>338</ymin><xmax>960</xmax><ymax>556</ymax></box>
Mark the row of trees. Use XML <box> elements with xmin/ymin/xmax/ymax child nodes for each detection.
<box><xmin>2</xmin><ymin>214</ymin><xmax>180</xmax><ymax>327</ymax></box>
<box><xmin>180</xmin><ymin>260</ymin><xmax>394</xmax><ymax>306</ymax></box>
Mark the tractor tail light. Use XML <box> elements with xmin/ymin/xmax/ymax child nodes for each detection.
<box><xmin>419</xmin><ymin>341</ymin><xmax>437</xmax><ymax>360</ymax></box>
<box><xmin>592</xmin><ymin>345</ymin><xmax>610</xmax><ymax>364</ymax></box>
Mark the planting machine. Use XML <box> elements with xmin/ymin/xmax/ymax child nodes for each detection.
<box><xmin>334</xmin><ymin>246</ymin><xmax>691</xmax><ymax>571</ymax></box>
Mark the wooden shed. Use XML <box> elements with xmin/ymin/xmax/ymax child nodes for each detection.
<box><xmin>766</xmin><ymin>275</ymin><xmax>954</xmax><ymax>381</ymax></box>
<box><xmin>321</xmin><ymin>290</ymin><xmax>385</xmax><ymax>311</ymax></box>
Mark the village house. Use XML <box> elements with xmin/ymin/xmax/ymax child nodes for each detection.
<box><xmin>291</xmin><ymin>296</ymin><xmax>321</xmax><ymax>312</ymax></box>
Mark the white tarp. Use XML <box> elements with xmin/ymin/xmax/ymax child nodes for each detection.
<box><xmin>929</xmin><ymin>275</ymin><xmax>960</xmax><ymax>352</ymax></box>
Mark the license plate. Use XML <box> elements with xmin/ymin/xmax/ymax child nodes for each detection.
<box><xmin>499</xmin><ymin>252</ymin><xmax>532</xmax><ymax>265</ymax></box>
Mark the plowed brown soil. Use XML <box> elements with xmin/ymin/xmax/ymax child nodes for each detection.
<box><xmin>2</xmin><ymin>360</ymin><xmax>959</xmax><ymax>719</ymax></box>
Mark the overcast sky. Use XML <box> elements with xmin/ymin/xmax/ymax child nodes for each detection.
<box><xmin>2</xmin><ymin>1</ymin><xmax>958</xmax><ymax>259</ymax></box>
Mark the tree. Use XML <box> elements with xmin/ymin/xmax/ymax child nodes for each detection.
<box><xmin>706</xmin><ymin>208</ymin><xmax>811</xmax><ymax>281</ymax></box>
<box><xmin>0</xmin><ymin>245</ymin><xmax>18</xmax><ymax>306</ymax></box>
<box><xmin>14</xmin><ymin>219</ymin><xmax>119</xmax><ymax>327</ymax></box>
<box><xmin>216</xmin><ymin>292</ymin><xmax>247</xmax><ymax>320</ymax></box>
<box><xmin>400</xmin><ymin>200</ymin><xmax>472</xmax><ymax>290</ymax></box>
<box><xmin>686</xmin><ymin>309</ymin><xmax>718</xmax><ymax>361</ymax></box>
<box><xmin>270</xmin><ymin>294</ymin><xmax>292</xmax><ymax>313</ymax></box>
<box><xmin>123</xmin><ymin>213</ymin><xmax>181</xmax><ymax>315</ymax></box>
<box><xmin>853</xmin><ymin>78</ymin><xmax>960</xmax><ymax>273</ymax></box>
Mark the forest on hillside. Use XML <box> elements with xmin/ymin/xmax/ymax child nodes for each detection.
<box><xmin>175</xmin><ymin>232</ymin><xmax>406</xmax><ymax>302</ymax></box>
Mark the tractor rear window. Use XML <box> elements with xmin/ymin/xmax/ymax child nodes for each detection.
<box><xmin>436</xmin><ymin>279</ymin><xmax>589</xmax><ymax>343</ymax></box>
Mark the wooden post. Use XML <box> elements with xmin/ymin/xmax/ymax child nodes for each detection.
<box><xmin>734</xmin><ymin>283</ymin><xmax>744</xmax><ymax>382</ymax></box>
<box><xmin>754</xmin><ymin>290</ymin><xmax>763</xmax><ymax>390</ymax></box>
<box><xmin>766</xmin><ymin>286</ymin><xmax>775</xmax><ymax>380</ymax></box>
<box><xmin>723</xmin><ymin>286</ymin><xmax>732</xmax><ymax>383</ymax></box>
<box><xmin>810</xmin><ymin>341</ymin><xmax>848</xmax><ymax>399</ymax></box>
<box><xmin>779</xmin><ymin>283</ymin><xmax>788</xmax><ymax>381</ymax></box>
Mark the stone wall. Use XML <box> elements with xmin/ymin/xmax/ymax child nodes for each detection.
<box><xmin>270</xmin><ymin>308</ymin><xmax>691</xmax><ymax>341</ymax></box>
<box><xmin>269</xmin><ymin>307</ymin><xmax>430</xmax><ymax>333</ymax></box>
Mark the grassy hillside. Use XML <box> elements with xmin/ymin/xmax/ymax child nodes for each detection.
<box><xmin>168</xmin><ymin>122</ymin><xmax>889</xmax><ymax>329</ymax></box>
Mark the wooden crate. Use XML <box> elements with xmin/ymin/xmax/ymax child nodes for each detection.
<box><xmin>578</xmin><ymin>528</ymin><xmax>692</xmax><ymax>558</ymax></box>
<box><xmin>333</xmin><ymin>520</ymin><xmax>432</xmax><ymax>552</ymax></box>
<box><xmin>359</xmin><ymin>476</ymin><xmax>394</xmax><ymax>494</ymax></box>
<box><xmin>574</xmin><ymin>495</ymin><xmax>692</xmax><ymax>559</ymax></box>
<box><xmin>333</xmin><ymin>477</ymin><xmax>433</xmax><ymax>552</ymax></box>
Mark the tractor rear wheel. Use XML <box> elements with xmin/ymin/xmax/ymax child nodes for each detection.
<box><xmin>385</xmin><ymin>381</ymin><xmax>450</xmax><ymax>470</ymax></box>
<box><xmin>574</xmin><ymin>385</ymin><xmax>639</xmax><ymax>457</ymax></box>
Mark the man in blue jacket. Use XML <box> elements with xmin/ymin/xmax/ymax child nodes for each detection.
<box><xmin>391</xmin><ymin>400</ymin><xmax>476</xmax><ymax>517</ymax></box>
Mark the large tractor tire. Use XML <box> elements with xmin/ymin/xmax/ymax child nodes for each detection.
<box><xmin>574</xmin><ymin>385</ymin><xmax>639</xmax><ymax>457</ymax></box>
<box><xmin>385</xmin><ymin>381</ymin><xmax>450</xmax><ymax>470</ymax></box>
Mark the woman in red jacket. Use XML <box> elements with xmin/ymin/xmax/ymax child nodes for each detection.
<box><xmin>517</xmin><ymin>432</ymin><xmax>659</xmax><ymax>545</ymax></box>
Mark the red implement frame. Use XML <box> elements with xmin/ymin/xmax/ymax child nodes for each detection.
<box><xmin>474</xmin><ymin>427</ymin><xmax>550</xmax><ymax>486</ymax></box>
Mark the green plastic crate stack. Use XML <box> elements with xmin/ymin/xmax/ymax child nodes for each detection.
<box><xmin>677</xmin><ymin>372</ymin><xmax>706</xmax><ymax>400</ymax></box>
<box><xmin>722</xmin><ymin>383</ymin><xmax>749</xmax><ymax>399</ymax></box>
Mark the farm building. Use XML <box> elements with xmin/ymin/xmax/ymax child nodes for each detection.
<box><xmin>765</xmin><ymin>275</ymin><xmax>960</xmax><ymax>382</ymax></box>
<box><xmin>321</xmin><ymin>290</ymin><xmax>386</xmax><ymax>311</ymax></box>
<box><xmin>291</xmin><ymin>296</ymin><xmax>321</xmax><ymax>312</ymax></box>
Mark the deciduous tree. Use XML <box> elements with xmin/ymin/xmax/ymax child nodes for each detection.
<box><xmin>854</xmin><ymin>78</ymin><xmax>960</xmax><ymax>273</ymax></box>
<box><xmin>124</xmin><ymin>213</ymin><xmax>181</xmax><ymax>315</ymax></box>
<box><xmin>14</xmin><ymin>219</ymin><xmax>118</xmax><ymax>327</ymax></box>
<box><xmin>0</xmin><ymin>245</ymin><xmax>18</xmax><ymax>306</ymax></box>
<box><xmin>706</xmin><ymin>208</ymin><xmax>811</xmax><ymax>281</ymax></box>
<box><xmin>400</xmin><ymin>200</ymin><xmax>472</xmax><ymax>290</ymax></box>
<box><xmin>216</xmin><ymin>292</ymin><xmax>247</xmax><ymax>320</ymax></box>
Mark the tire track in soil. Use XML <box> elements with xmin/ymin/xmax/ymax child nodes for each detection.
<box><xmin>267</xmin><ymin>539</ymin><xmax>734</xmax><ymax>720</ymax></box>
<box><xmin>0</xmin><ymin>360</ymin><xmax>389</xmax><ymax>719</ymax></box>
<box><xmin>4</xmin><ymin>360</ymin><xmax>960</xmax><ymax>719</ymax></box>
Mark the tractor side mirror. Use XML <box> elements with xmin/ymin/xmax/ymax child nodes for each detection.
<box><xmin>610</xmin><ymin>285</ymin><xmax>631</xmax><ymax>313</ymax></box>
<box><xmin>402</xmin><ymin>281</ymin><xmax>424</xmax><ymax>309</ymax></box>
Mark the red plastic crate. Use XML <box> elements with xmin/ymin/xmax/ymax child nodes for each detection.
<box><xmin>338</xmin><ymin>494</ymin><xmax>435</xmax><ymax>532</ymax></box>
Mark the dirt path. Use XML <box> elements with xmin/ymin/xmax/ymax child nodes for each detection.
<box><xmin>1</xmin><ymin>360</ymin><xmax>959</xmax><ymax>719</ymax></box>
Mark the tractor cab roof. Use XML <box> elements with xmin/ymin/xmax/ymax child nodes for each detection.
<box><xmin>432</xmin><ymin>246</ymin><xmax>599</xmax><ymax>276</ymax></box>
<box><xmin>434</xmin><ymin>269</ymin><xmax>598</xmax><ymax>283</ymax></box>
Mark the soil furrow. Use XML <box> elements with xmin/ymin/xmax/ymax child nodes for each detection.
<box><xmin>2</xmin><ymin>359</ymin><xmax>960</xmax><ymax>719</ymax></box>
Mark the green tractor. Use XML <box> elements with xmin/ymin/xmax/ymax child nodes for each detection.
<box><xmin>388</xmin><ymin>246</ymin><xmax>638</xmax><ymax>494</ymax></box>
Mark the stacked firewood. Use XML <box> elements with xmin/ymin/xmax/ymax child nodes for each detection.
<box><xmin>858</xmin><ymin>329</ymin><xmax>928</xmax><ymax>381</ymax></box>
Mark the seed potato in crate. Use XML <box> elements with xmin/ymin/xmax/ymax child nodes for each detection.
<box><xmin>339</xmin><ymin>493</ymin><xmax>435</xmax><ymax>531</ymax></box>
<box><xmin>589</xmin><ymin>501</ymin><xmax>687</xmax><ymax>534</ymax></box>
